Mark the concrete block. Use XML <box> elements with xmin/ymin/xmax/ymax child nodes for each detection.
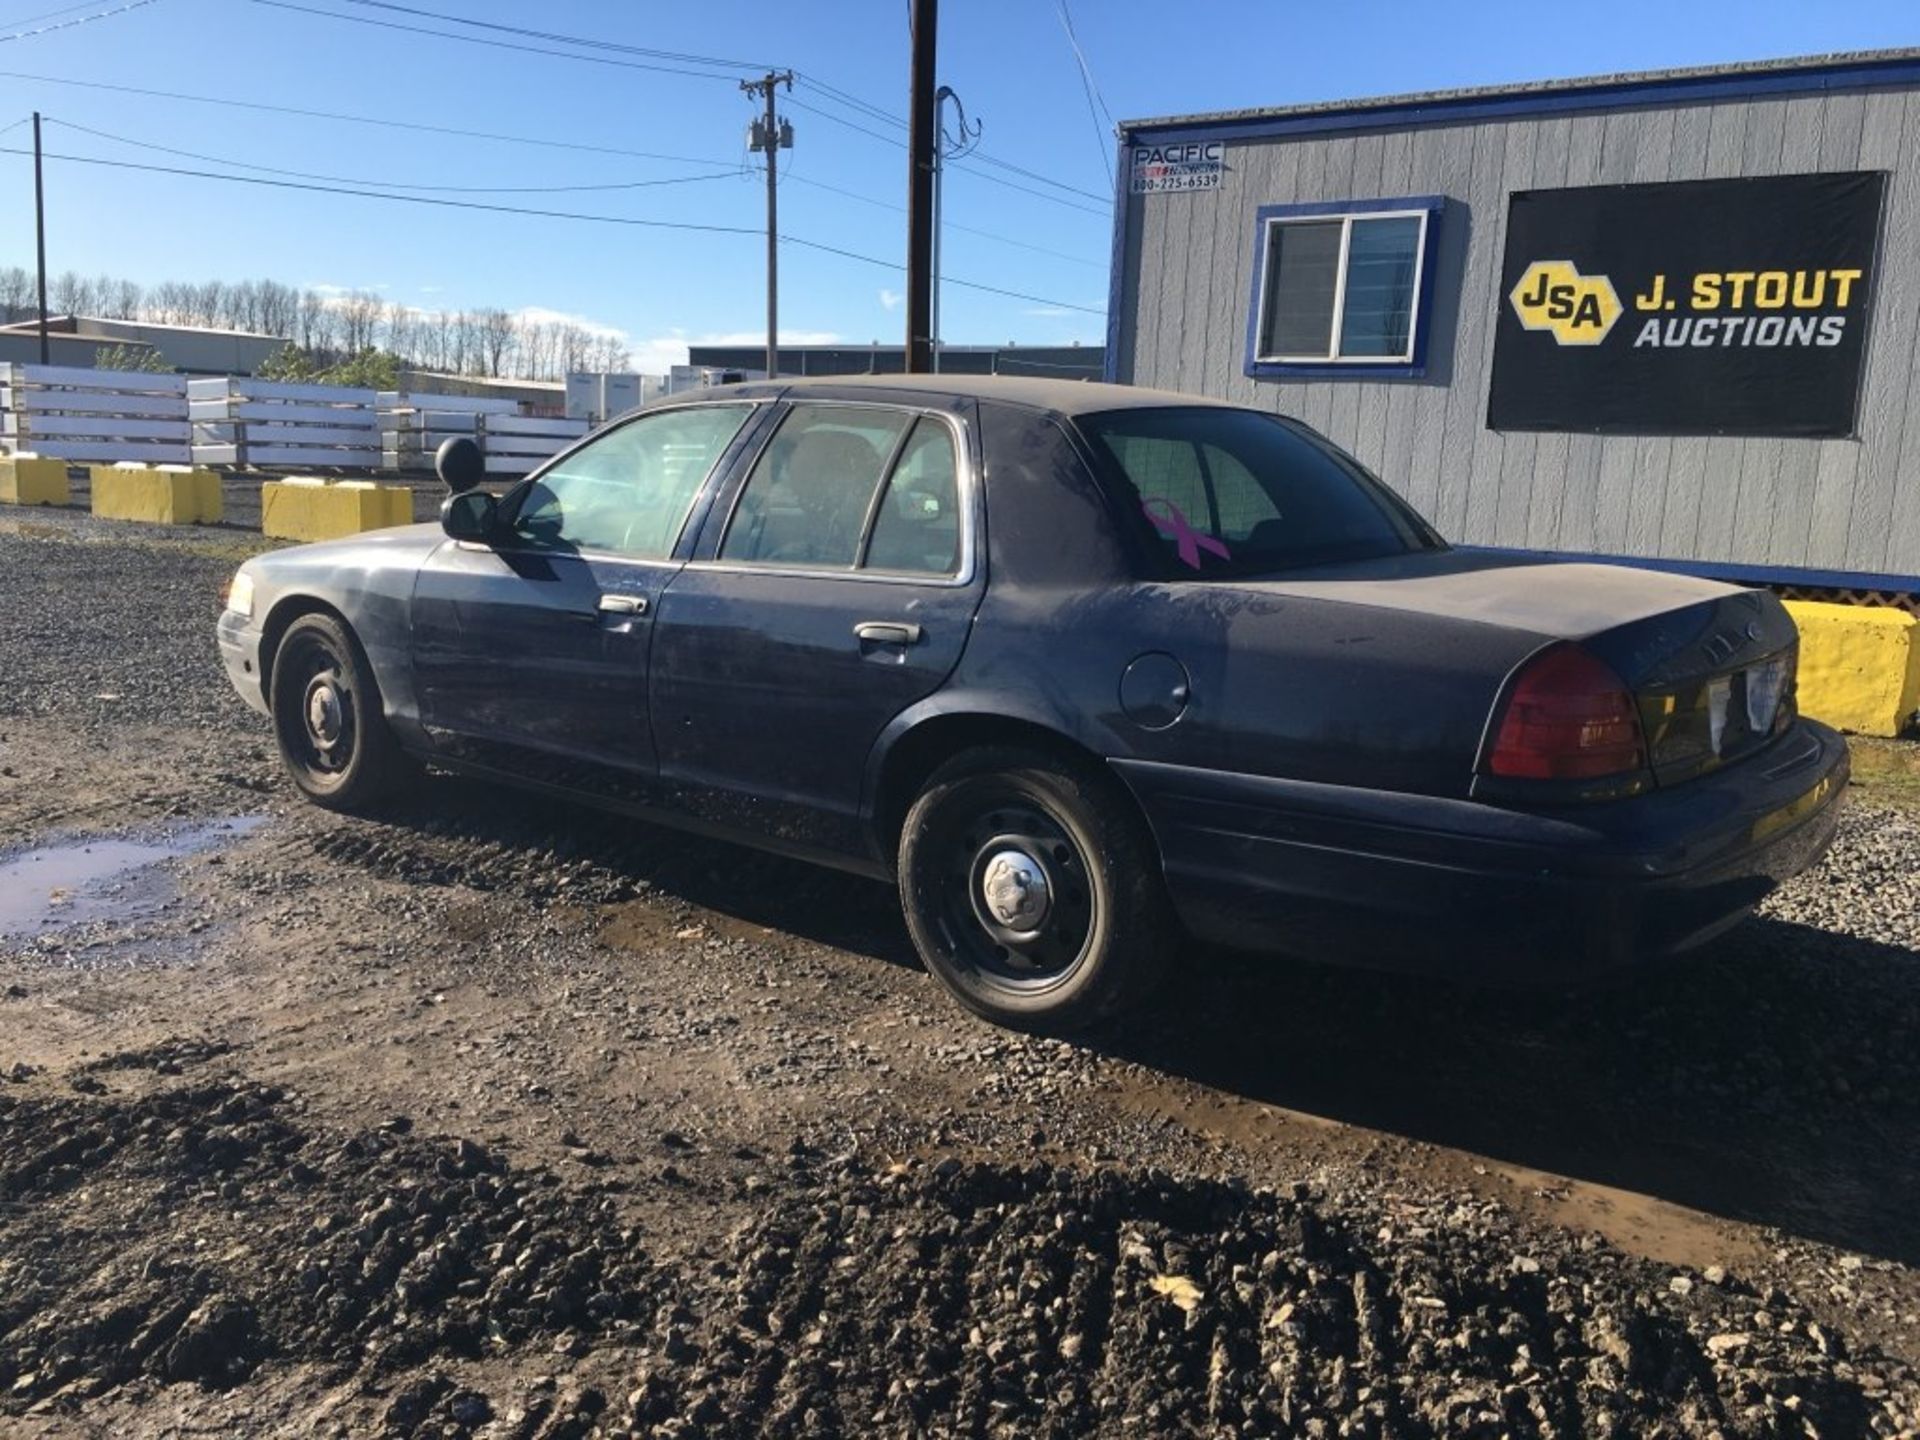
<box><xmin>261</xmin><ymin>477</ymin><xmax>413</xmax><ymax>541</ymax></box>
<box><xmin>1785</xmin><ymin>599</ymin><xmax>1920</xmax><ymax>738</ymax></box>
<box><xmin>0</xmin><ymin>453</ymin><xmax>70</xmax><ymax>506</ymax></box>
<box><xmin>89</xmin><ymin>463</ymin><xmax>223</xmax><ymax>525</ymax></box>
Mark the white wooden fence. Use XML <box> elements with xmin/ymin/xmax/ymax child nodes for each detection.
<box><xmin>0</xmin><ymin>363</ymin><xmax>191</xmax><ymax>464</ymax></box>
<box><xmin>189</xmin><ymin>377</ymin><xmax>383</xmax><ymax>469</ymax></box>
<box><xmin>0</xmin><ymin>364</ymin><xmax>593</xmax><ymax>476</ymax></box>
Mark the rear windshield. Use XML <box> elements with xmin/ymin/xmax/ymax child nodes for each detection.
<box><xmin>1076</xmin><ymin>406</ymin><xmax>1441</xmax><ymax>579</ymax></box>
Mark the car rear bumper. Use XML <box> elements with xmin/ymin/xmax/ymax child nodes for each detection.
<box><xmin>216</xmin><ymin>611</ymin><xmax>269</xmax><ymax>716</ymax></box>
<box><xmin>1111</xmin><ymin>719</ymin><xmax>1849</xmax><ymax>983</ymax></box>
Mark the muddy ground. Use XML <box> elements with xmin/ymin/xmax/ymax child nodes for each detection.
<box><xmin>1</xmin><ymin>508</ymin><xmax>1917</xmax><ymax>1438</ymax></box>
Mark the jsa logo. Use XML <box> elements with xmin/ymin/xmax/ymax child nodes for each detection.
<box><xmin>1509</xmin><ymin>260</ymin><xmax>1623</xmax><ymax>345</ymax></box>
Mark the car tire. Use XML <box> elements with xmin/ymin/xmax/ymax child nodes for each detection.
<box><xmin>897</xmin><ymin>745</ymin><xmax>1175</xmax><ymax>1033</ymax></box>
<box><xmin>269</xmin><ymin>612</ymin><xmax>415</xmax><ymax>813</ymax></box>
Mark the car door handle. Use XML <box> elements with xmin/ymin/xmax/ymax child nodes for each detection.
<box><xmin>597</xmin><ymin>594</ymin><xmax>648</xmax><ymax>616</ymax></box>
<box><xmin>853</xmin><ymin>620</ymin><xmax>922</xmax><ymax>646</ymax></box>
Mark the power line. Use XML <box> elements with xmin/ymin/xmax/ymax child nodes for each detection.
<box><xmin>335</xmin><ymin>0</ymin><xmax>768</xmax><ymax>71</ymax></box>
<box><xmin>0</xmin><ymin>72</ymin><xmax>1109</xmax><ymax>262</ymax></box>
<box><xmin>0</xmin><ymin>144</ymin><xmax>1106</xmax><ymax>315</ymax></box>
<box><xmin>787</xmin><ymin>173</ymin><xmax>1104</xmax><ymax>269</ymax></box>
<box><xmin>250</xmin><ymin>0</ymin><xmax>1111</xmax><ymax>215</ymax></box>
<box><xmin>2</xmin><ymin>0</ymin><xmax>135</xmax><ymax>28</ymax></box>
<box><xmin>0</xmin><ymin>69</ymin><xmax>732</xmax><ymax>167</ymax></box>
<box><xmin>50</xmin><ymin>116</ymin><xmax>746</xmax><ymax>194</ymax></box>
<box><xmin>783</xmin><ymin>93</ymin><xmax>1108</xmax><ymax>218</ymax></box>
<box><xmin>246</xmin><ymin>0</ymin><xmax>750</xmax><ymax>81</ymax></box>
<box><xmin>0</xmin><ymin>0</ymin><xmax>154</xmax><ymax>41</ymax></box>
<box><xmin>1055</xmin><ymin>0</ymin><xmax>1115</xmax><ymax>189</ymax></box>
<box><xmin>790</xmin><ymin>78</ymin><xmax>1111</xmax><ymax>208</ymax></box>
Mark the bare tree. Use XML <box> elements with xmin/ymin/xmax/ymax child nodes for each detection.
<box><xmin>0</xmin><ymin>266</ymin><xmax>34</xmax><ymax>321</ymax></box>
<box><xmin>478</xmin><ymin>308</ymin><xmax>516</xmax><ymax>377</ymax></box>
<box><xmin>336</xmin><ymin>289</ymin><xmax>383</xmax><ymax>353</ymax></box>
<box><xmin>50</xmin><ymin>270</ymin><xmax>88</xmax><ymax>315</ymax></box>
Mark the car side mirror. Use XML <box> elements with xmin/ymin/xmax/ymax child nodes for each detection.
<box><xmin>435</xmin><ymin>436</ymin><xmax>485</xmax><ymax>494</ymax></box>
<box><xmin>440</xmin><ymin>488</ymin><xmax>498</xmax><ymax>543</ymax></box>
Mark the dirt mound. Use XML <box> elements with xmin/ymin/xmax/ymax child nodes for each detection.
<box><xmin>2</xmin><ymin>1079</ymin><xmax>1915</xmax><ymax>1437</ymax></box>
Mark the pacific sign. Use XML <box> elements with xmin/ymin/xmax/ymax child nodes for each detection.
<box><xmin>1130</xmin><ymin>141</ymin><xmax>1226</xmax><ymax>196</ymax></box>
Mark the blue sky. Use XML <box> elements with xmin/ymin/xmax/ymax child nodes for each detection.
<box><xmin>2</xmin><ymin>0</ymin><xmax>1914</xmax><ymax>370</ymax></box>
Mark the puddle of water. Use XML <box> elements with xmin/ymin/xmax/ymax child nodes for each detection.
<box><xmin>0</xmin><ymin>816</ymin><xmax>266</xmax><ymax>939</ymax></box>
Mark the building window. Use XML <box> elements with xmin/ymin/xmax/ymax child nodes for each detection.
<box><xmin>1245</xmin><ymin>196</ymin><xmax>1444</xmax><ymax>377</ymax></box>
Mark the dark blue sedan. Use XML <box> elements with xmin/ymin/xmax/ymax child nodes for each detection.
<box><xmin>217</xmin><ymin>377</ymin><xmax>1847</xmax><ymax>1031</ymax></box>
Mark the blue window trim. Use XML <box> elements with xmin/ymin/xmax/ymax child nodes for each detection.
<box><xmin>1241</xmin><ymin>195</ymin><xmax>1444</xmax><ymax>381</ymax></box>
<box><xmin>1105</xmin><ymin>52</ymin><xmax>1920</xmax><ymax>385</ymax></box>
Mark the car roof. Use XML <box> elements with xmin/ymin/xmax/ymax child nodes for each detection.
<box><xmin>658</xmin><ymin>373</ymin><xmax>1236</xmax><ymax>418</ymax></box>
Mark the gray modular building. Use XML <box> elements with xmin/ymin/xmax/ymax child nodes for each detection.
<box><xmin>687</xmin><ymin>342</ymin><xmax>1103</xmax><ymax>381</ymax></box>
<box><xmin>1108</xmin><ymin>48</ymin><xmax>1920</xmax><ymax>593</ymax></box>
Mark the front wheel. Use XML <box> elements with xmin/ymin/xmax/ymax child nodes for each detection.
<box><xmin>897</xmin><ymin>746</ymin><xmax>1175</xmax><ymax>1033</ymax></box>
<box><xmin>269</xmin><ymin>613</ymin><xmax>414</xmax><ymax>812</ymax></box>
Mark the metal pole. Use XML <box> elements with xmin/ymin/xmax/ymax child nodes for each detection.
<box><xmin>763</xmin><ymin>78</ymin><xmax>779</xmax><ymax>380</ymax></box>
<box><xmin>930</xmin><ymin>132</ymin><xmax>941</xmax><ymax>374</ymax></box>
<box><xmin>33</xmin><ymin>112</ymin><xmax>49</xmax><ymax>365</ymax></box>
<box><xmin>905</xmin><ymin>0</ymin><xmax>937</xmax><ymax>373</ymax></box>
<box><xmin>742</xmin><ymin>71</ymin><xmax>793</xmax><ymax>381</ymax></box>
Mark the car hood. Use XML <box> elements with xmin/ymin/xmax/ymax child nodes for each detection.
<box><xmin>1226</xmin><ymin>548</ymin><xmax>1743</xmax><ymax>642</ymax></box>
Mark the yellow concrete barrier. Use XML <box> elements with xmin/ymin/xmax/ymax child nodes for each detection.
<box><xmin>1785</xmin><ymin>599</ymin><xmax>1920</xmax><ymax>738</ymax></box>
<box><xmin>0</xmin><ymin>453</ymin><xmax>70</xmax><ymax>506</ymax></box>
<box><xmin>261</xmin><ymin>477</ymin><xmax>412</xmax><ymax>542</ymax></box>
<box><xmin>89</xmin><ymin>463</ymin><xmax>223</xmax><ymax>525</ymax></box>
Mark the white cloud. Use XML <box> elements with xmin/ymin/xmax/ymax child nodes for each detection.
<box><xmin>508</xmin><ymin>305</ymin><xmax>630</xmax><ymax>340</ymax></box>
<box><xmin>879</xmin><ymin>288</ymin><xmax>902</xmax><ymax>311</ymax></box>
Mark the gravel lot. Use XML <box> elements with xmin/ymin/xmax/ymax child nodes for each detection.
<box><xmin>1</xmin><ymin>507</ymin><xmax>1917</xmax><ymax>1437</ymax></box>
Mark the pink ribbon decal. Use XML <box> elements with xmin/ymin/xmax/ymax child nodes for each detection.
<box><xmin>1143</xmin><ymin>498</ymin><xmax>1232</xmax><ymax>570</ymax></box>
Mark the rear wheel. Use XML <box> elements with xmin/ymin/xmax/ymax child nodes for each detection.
<box><xmin>269</xmin><ymin>613</ymin><xmax>413</xmax><ymax>812</ymax></box>
<box><xmin>897</xmin><ymin>746</ymin><xmax>1174</xmax><ymax>1033</ymax></box>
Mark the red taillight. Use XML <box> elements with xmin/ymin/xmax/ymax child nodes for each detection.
<box><xmin>1486</xmin><ymin>645</ymin><xmax>1647</xmax><ymax>781</ymax></box>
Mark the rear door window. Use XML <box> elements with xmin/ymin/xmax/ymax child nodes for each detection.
<box><xmin>721</xmin><ymin>405</ymin><xmax>911</xmax><ymax>568</ymax></box>
<box><xmin>1078</xmin><ymin>406</ymin><xmax>1438</xmax><ymax>578</ymax></box>
<box><xmin>719</xmin><ymin>405</ymin><xmax>964</xmax><ymax>576</ymax></box>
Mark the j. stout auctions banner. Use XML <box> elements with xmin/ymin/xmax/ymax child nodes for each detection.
<box><xmin>1487</xmin><ymin>172</ymin><xmax>1885</xmax><ymax>437</ymax></box>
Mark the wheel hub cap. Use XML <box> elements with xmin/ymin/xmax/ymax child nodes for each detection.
<box><xmin>305</xmin><ymin>679</ymin><xmax>344</xmax><ymax>749</ymax></box>
<box><xmin>979</xmin><ymin>849</ymin><xmax>1051</xmax><ymax>931</ymax></box>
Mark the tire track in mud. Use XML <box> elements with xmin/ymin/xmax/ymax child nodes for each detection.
<box><xmin>2</xmin><ymin>1070</ymin><xmax>1915</xmax><ymax>1438</ymax></box>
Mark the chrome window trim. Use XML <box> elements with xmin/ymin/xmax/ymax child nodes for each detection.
<box><xmin>691</xmin><ymin>399</ymin><xmax>978</xmax><ymax>589</ymax></box>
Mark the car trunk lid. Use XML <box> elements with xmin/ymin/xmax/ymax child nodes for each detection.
<box><xmin>1235</xmin><ymin>549</ymin><xmax>1800</xmax><ymax>789</ymax></box>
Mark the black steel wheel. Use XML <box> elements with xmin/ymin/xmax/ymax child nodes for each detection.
<box><xmin>898</xmin><ymin>746</ymin><xmax>1174</xmax><ymax>1032</ymax></box>
<box><xmin>269</xmin><ymin>612</ymin><xmax>412</xmax><ymax>812</ymax></box>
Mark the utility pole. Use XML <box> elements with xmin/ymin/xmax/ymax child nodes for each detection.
<box><xmin>905</xmin><ymin>0</ymin><xmax>937</xmax><ymax>373</ymax></box>
<box><xmin>33</xmin><ymin>112</ymin><xmax>49</xmax><ymax>365</ymax></box>
<box><xmin>741</xmin><ymin>70</ymin><xmax>794</xmax><ymax>381</ymax></box>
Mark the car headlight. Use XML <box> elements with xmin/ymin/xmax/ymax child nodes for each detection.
<box><xmin>225</xmin><ymin>569</ymin><xmax>255</xmax><ymax>618</ymax></box>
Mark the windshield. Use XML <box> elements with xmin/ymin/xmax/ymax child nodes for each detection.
<box><xmin>1076</xmin><ymin>406</ymin><xmax>1442</xmax><ymax>579</ymax></box>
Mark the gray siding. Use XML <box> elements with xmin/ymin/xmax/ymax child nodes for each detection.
<box><xmin>1115</xmin><ymin>86</ymin><xmax>1920</xmax><ymax>582</ymax></box>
